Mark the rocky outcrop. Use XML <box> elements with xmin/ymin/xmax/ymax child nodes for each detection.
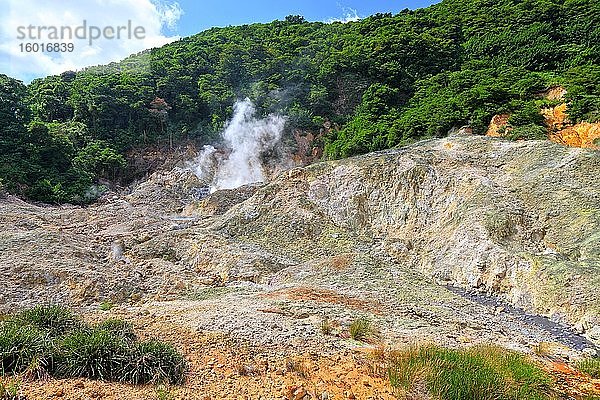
<box><xmin>1</xmin><ymin>136</ymin><xmax>598</xmax><ymax>348</ymax></box>
<box><xmin>485</xmin><ymin>114</ymin><xmax>511</xmax><ymax>137</ymax></box>
<box><xmin>217</xmin><ymin>136</ymin><xmax>600</xmax><ymax>339</ymax></box>
<box><xmin>550</xmin><ymin>121</ymin><xmax>600</xmax><ymax>149</ymax></box>
<box><xmin>541</xmin><ymin>103</ymin><xmax>600</xmax><ymax>150</ymax></box>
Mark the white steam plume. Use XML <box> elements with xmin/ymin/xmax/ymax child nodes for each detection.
<box><xmin>192</xmin><ymin>99</ymin><xmax>287</xmax><ymax>192</ymax></box>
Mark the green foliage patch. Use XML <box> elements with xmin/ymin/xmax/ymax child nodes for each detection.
<box><xmin>14</xmin><ymin>304</ymin><xmax>82</xmax><ymax>337</ymax></box>
<box><xmin>349</xmin><ymin>317</ymin><xmax>372</xmax><ymax>341</ymax></box>
<box><xmin>386</xmin><ymin>345</ymin><xmax>554</xmax><ymax>400</ymax></box>
<box><xmin>0</xmin><ymin>305</ymin><xmax>186</xmax><ymax>385</ymax></box>
<box><xmin>577</xmin><ymin>357</ymin><xmax>600</xmax><ymax>379</ymax></box>
<box><xmin>1</xmin><ymin>0</ymin><xmax>599</xmax><ymax>202</ymax></box>
<box><xmin>0</xmin><ymin>323</ymin><xmax>48</xmax><ymax>375</ymax></box>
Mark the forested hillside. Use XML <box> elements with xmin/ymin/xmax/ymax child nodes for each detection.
<box><xmin>1</xmin><ymin>0</ymin><xmax>599</xmax><ymax>203</ymax></box>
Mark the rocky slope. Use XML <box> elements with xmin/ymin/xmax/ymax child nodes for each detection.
<box><xmin>1</xmin><ymin>136</ymin><xmax>599</xmax><ymax>362</ymax></box>
<box><xmin>193</xmin><ymin>135</ymin><xmax>600</xmax><ymax>342</ymax></box>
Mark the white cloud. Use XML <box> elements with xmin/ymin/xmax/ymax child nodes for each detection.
<box><xmin>0</xmin><ymin>0</ymin><xmax>184</xmax><ymax>82</ymax></box>
<box><xmin>325</xmin><ymin>6</ymin><xmax>361</xmax><ymax>24</ymax></box>
<box><xmin>155</xmin><ymin>1</ymin><xmax>184</xmax><ymax>30</ymax></box>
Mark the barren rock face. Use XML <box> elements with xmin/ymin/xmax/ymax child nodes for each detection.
<box><xmin>1</xmin><ymin>136</ymin><xmax>598</xmax><ymax>349</ymax></box>
<box><xmin>218</xmin><ymin>137</ymin><xmax>600</xmax><ymax>331</ymax></box>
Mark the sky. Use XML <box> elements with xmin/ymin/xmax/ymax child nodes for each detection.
<box><xmin>0</xmin><ymin>0</ymin><xmax>439</xmax><ymax>83</ymax></box>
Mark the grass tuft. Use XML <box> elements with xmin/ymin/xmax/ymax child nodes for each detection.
<box><xmin>0</xmin><ymin>323</ymin><xmax>49</xmax><ymax>374</ymax></box>
<box><xmin>320</xmin><ymin>319</ymin><xmax>333</xmax><ymax>335</ymax></box>
<box><xmin>13</xmin><ymin>305</ymin><xmax>81</xmax><ymax>338</ymax></box>
<box><xmin>285</xmin><ymin>358</ymin><xmax>310</xmax><ymax>379</ymax></box>
<box><xmin>577</xmin><ymin>357</ymin><xmax>600</xmax><ymax>378</ymax></box>
<box><xmin>385</xmin><ymin>345</ymin><xmax>554</xmax><ymax>400</ymax></box>
<box><xmin>99</xmin><ymin>301</ymin><xmax>114</xmax><ymax>311</ymax></box>
<box><xmin>349</xmin><ymin>317</ymin><xmax>372</xmax><ymax>341</ymax></box>
<box><xmin>0</xmin><ymin>305</ymin><xmax>187</xmax><ymax>386</ymax></box>
<box><xmin>0</xmin><ymin>377</ymin><xmax>23</xmax><ymax>400</ymax></box>
<box><xmin>121</xmin><ymin>340</ymin><xmax>187</xmax><ymax>385</ymax></box>
<box><xmin>155</xmin><ymin>384</ymin><xmax>174</xmax><ymax>400</ymax></box>
<box><xmin>96</xmin><ymin>319</ymin><xmax>137</xmax><ymax>342</ymax></box>
<box><xmin>56</xmin><ymin>328</ymin><xmax>130</xmax><ymax>381</ymax></box>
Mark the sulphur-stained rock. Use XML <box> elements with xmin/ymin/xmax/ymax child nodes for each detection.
<box><xmin>542</xmin><ymin>103</ymin><xmax>570</xmax><ymax>131</ymax></box>
<box><xmin>538</xmin><ymin>86</ymin><xmax>568</xmax><ymax>101</ymax></box>
<box><xmin>222</xmin><ymin>136</ymin><xmax>599</xmax><ymax>331</ymax></box>
<box><xmin>486</xmin><ymin>101</ymin><xmax>600</xmax><ymax>151</ymax></box>
<box><xmin>542</xmin><ymin>103</ymin><xmax>600</xmax><ymax>149</ymax></box>
<box><xmin>550</xmin><ymin>122</ymin><xmax>600</xmax><ymax>150</ymax></box>
<box><xmin>486</xmin><ymin>114</ymin><xmax>511</xmax><ymax>137</ymax></box>
<box><xmin>0</xmin><ymin>135</ymin><xmax>598</xmax><ymax>351</ymax></box>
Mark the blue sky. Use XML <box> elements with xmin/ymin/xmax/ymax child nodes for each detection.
<box><xmin>172</xmin><ymin>0</ymin><xmax>440</xmax><ymax>35</ymax></box>
<box><xmin>1</xmin><ymin>0</ymin><xmax>439</xmax><ymax>82</ymax></box>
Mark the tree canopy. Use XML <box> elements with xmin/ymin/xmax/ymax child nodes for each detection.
<box><xmin>1</xmin><ymin>0</ymin><xmax>599</xmax><ymax>202</ymax></box>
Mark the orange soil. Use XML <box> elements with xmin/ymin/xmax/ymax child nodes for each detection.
<box><xmin>17</xmin><ymin>318</ymin><xmax>395</xmax><ymax>400</ymax></box>
<box><xmin>485</xmin><ymin>114</ymin><xmax>511</xmax><ymax>137</ymax></box>
<box><xmin>262</xmin><ymin>287</ymin><xmax>383</xmax><ymax>315</ymax></box>
<box><xmin>547</xmin><ymin>360</ymin><xmax>600</xmax><ymax>399</ymax></box>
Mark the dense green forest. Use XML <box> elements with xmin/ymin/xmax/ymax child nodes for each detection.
<box><xmin>1</xmin><ymin>0</ymin><xmax>599</xmax><ymax>203</ymax></box>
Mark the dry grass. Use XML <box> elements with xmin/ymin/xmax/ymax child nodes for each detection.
<box><xmin>532</xmin><ymin>342</ymin><xmax>554</xmax><ymax>356</ymax></box>
<box><xmin>286</xmin><ymin>357</ymin><xmax>311</xmax><ymax>379</ymax></box>
<box><xmin>320</xmin><ymin>318</ymin><xmax>333</xmax><ymax>335</ymax></box>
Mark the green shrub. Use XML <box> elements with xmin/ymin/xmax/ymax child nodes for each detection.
<box><xmin>0</xmin><ymin>305</ymin><xmax>187</xmax><ymax>386</ymax></box>
<box><xmin>506</xmin><ymin>124</ymin><xmax>548</xmax><ymax>141</ymax></box>
<box><xmin>14</xmin><ymin>305</ymin><xmax>81</xmax><ymax>337</ymax></box>
<box><xmin>508</xmin><ymin>101</ymin><xmax>545</xmax><ymax>127</ymax></box>
<box><xmin>387</xmin><ymin>345</ymin><xmax>553</xmax><ymax>400</ymax></box>
<box><xmin>155</xmin><ymin>384</ymin><xmax>174</xmax><ymax>400</ymax></box>
<box><xmin>349</xmin><ymin>318</ymin><xmax>372</xmax><ymax>341</ymax></box>
<box><xmin>55</xmin><ymin>329</ymin><xmax>130</xmax><ymax>380</ymax></box>
<box><xmin>0</xmin><ymin>323</ymin><xmax>48</xmax><ymax>374</ymax></box>
<box><xmin>577</xmin><ymin>357</ymin><xmax>600</xmax><ymax>378</ymax></box>
<box><xmin>99</xmin><ymin>301</ymin><xmax>114</xmax><ymax>311</ymax></box>
<box><xmin>96</xmin><ymin>319</ymin><xmax>137</xmax><ymax>342</ymax></box>
<box><xmin>120</xmin><ymin>340</ymin><xmax>187</xmax><ymax>385</ymax></box>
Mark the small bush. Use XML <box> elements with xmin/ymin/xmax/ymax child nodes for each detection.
<box><xmin>506</xmin><ymin>124</ymin><xmax>548</xmax><ymax>141</ymax></box>
<box><xmin>0</xmin><ymin>323</ymin><xmax>49</xmax><ymax>374</ymax></box>
<box><xmin>320</xmin><ymin>319</ymin><xmax>333</xmax><ymax>335</ymax></box>
<box><xmin>99</xmin><ymin>301</ymin><xmax>114</xmax><ymax>311</ymax></box>
<box><xmin>577</xmin><ymin>357</ymin><xmax>600</xmax><ymax>378</ymax></box>
<box><xmin>349</xmin><ymin>318</ymin><xmax>372</xmax><ymax>341</ymax></box>
<box><xmin>56</xmin><ymin>329</ymin><xmax>130</xmax><ymax>381</ymax></box>
<box><xmin>120</xmin><ymin>340</ymin><xmax>187</xmax><ymax>384</ymax></box>
<box><xmin>386</xmin><ymin>345</ymin><xmax>553</xmax><ymax>400</ymax></box>
<box><xmin>508</xmin><ymin>101</ymin><xmax>545</xmax><ymax>127</ymax></box>
<box><xmin>14</xmin><ymin>305</ymin><xmax>81</xmax><ymax>338</ymax></box>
